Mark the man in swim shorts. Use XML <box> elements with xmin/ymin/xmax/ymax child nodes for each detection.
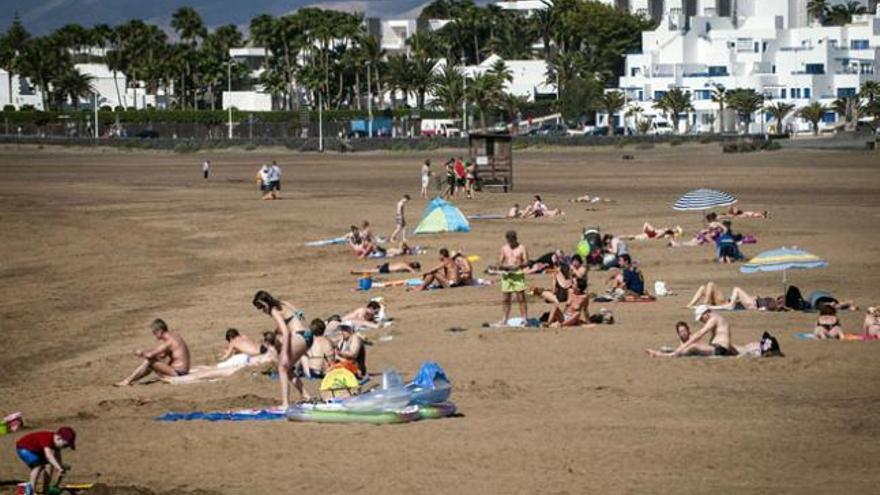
<box><xmin>497</xmin><ymin>230</ymin><xmax>529</xmax><ymax>325</ymax></box>
<box><xmin>389</xmin><ymin>194</ymin><xmax>410</xmax><ymax>243</ymax></box>
<box><xmin>115</xmin><ymin>319</ymin><xmax>191</xmax><ymax>386</ymax></box>
<box><xmin>668</xmin><ymin>306</ymin><xmax>737</xmax><ymax>357</ymax></box>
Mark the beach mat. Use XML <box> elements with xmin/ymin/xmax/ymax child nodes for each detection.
<box><xmin>482</xmin><ymin>317</ymin><xmax>542</xmax><ymax>329</ymax></box>
<box><xmin>305</xmin><ymin>236</ymin><xmax>347</xmax><ymax>247</ymax></box>
<box><xmin>369</xmin><ymin>278</ymin><xmax>493</xmax><ymax>290</ymax></box>
<box><xmin>795</xmin><ymin>332</ymin><xmax>879</xmax><ymax>341</ymax></box>
<box><xmin>157</xmin><ymin>407</ymin><xmax>286</xmax><ymax>422</ymax></box>
<box><xmin>467</xmin><ymin>214</ymin><xmax>506</xmax><ymax>220</ymax></box>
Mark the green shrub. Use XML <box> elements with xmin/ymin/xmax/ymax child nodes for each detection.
<box><xmin>244</xmin><ymin>143</ymin><xmax>257</xmax><ymax>151</ymax></box>
<box><xmin>761</xmin><ymin>140</ymin><xmax>782</xmax><ymax>151</ymax></box>
<box><xmin>669</xmin><ymin>138</ymin><xmax>684</xmax><ymax>146</ymax></box>
<box><xmin>3</xmin><ymin>105</ymin><xmax>15</xmax><ymax>112</ymax></box>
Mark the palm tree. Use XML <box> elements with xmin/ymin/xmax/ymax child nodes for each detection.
<box><xmin>832</xmin><ymin>96</ymin><xmax>863</xmax><ymax>130</ymax></box>
<box><xmin>531</xmin><ymin>2</ymin><xmax>558</xmax><ymax>61</ymax></box>
<box><xmin>624</xmin><ymin>104</ymin><xmax>643</xmax><ymax>134</ymax></box>
<box><xmin>860</xmin><ymin>80</ymin><xmax>880</xmax><ymax>104</ymax></box>
<box><xmin>600</xmin><ymin>90</ymin><xmax>626</xmax><ymax>136</ymax></box>
<box><xmin>726</xmin><ymin>88</ymin><xmax>765</xmax><ymax>134</ymax></box>
<box><xmin>466</xmin><ymin>72</ymin><xmax>504</xmax><ymax>130</ymax></box>
<box><xmin>710</xmin><ymin>83</ymin><xmax>728</xmax><ymax>133</ymax></box>
<box><xmin>171</xmin><ymin>7</ymin><xmax>207</xmax><ymax>108</ymax></box>
<box><xmin>0</xmin><ymin>14</ymin><xmax>31</xmax><ymax>106</ymax></box>
<box><xmin>410</xmin><ymin>55</ymin><xmax>437</xmax><ymax>109</ymax></box>
<box><xmin>807</xmin><ymin>0</ymin><xmax>830</xmax><ymax>24</ymax></box>
<box><xmin>765</xmin><ymin>101</ymin><xmax>795</xmax><ymax>134</ymax></box>
<box><xmin>430</xmin><ymin>64</ymin><xmax>466</xmax><ymax>118</ymax></box>
<box><xmin>18</xmin><ymin>36</ymin><xmax>72</xmax><ymax>110</ymax></box>
<box><xmin>385</xmin><ymin>54</ymin><xmax>413</xmax><ymax>108</ymax></box>
<box><xmin>826</xmin><ymin>1</ymin><xmax>867</xmax><ymax>25</ymax></box>
<box><xmin>655</xmin><ymin>88</ymin><xmax>692</xmax><ymax>133</ymax></box>
<box><xmin>798</xmin><ymin>102</ymin><xmax>827</xmax><ymax>135</ymax></box>
<box><xmin>55</xmin><ymin>68</ymin><xmax>94</xmax><ymax>109</ymax></box>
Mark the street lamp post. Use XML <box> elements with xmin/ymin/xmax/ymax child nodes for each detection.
<box><xmin>367</xmin><ymin>61</ymin><xmax>373</xmax><ymax>138</ymax></box>
<box><xmin>227</xmin><ymin>60</ymin><xmax>233</xmax><ymax>139</ymax></box>
<box><xmin>93</xmin><ymin>91</ymin><xmax>99</xmax><ymax>140</ymax></box>
<box><xmin>462</xmin><ymin>72</ymin><xmax>467</xmax><ymax>133</ymax></box>
<box><xmin>318</xmin><ymin>91</ymin><xmax>324</xmax><ymax>152</ymax></box>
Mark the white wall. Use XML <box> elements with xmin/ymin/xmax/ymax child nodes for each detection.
<box><xmin>223</xmin><ymin>91</ymin><xmax>273</xmax><ymax>112</ymax></box>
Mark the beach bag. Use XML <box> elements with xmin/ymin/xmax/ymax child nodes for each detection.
<box><xmin>654</xmin><ymin>281</ymin><xmax>669</xmax><ymax>297</ymax></box>
<box><xmin>785</xmin><ymin>286</ymin><xmax>806</xmax><ymax>311</ymax></box>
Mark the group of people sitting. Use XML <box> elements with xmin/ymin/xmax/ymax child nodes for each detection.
<box><xmin>668</xmin><ymin>211</ymin><xmax>761</xmax><ymax>263</ymax></box>
<box><xmin>411</xmin><ymin>248</ymin><xmax>474</xmax><ymax>290</ymax></box>
<box><xmin>531</xmin><ymin>252</ymin><xmax>609</xmax><ymax>327</ymax></box>
<box><xmin>507</xmin><ymin>195</ymin><xmax>564</xmax><ymax>219</ymax></box>
<box><xmin>114</xmin><ymin>291</ymin><xmax>388</xmax><ymax>407</ymax></box>
<box><xmin>347</xmin><ymin>221</ymin><xmax>417</xmax><ymax>259</ymax></box>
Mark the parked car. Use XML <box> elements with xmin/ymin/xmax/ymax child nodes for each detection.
<box><xmin>528</xmin><ymin>123</ymin><xmax>569</xmax><ymax>136</ymax></box>
<box><xmin>589</xmin><ymin>126</ymin><xmax>626</xmax><ymax>136</ymax></box>
<box><xmin>647</xmin><ymin>121</ymin><xmax>674</xmax><ymax>135</ymax></box>
<box><xmin>136</xmin><ymin>129</ymin><xmax>159</xmax><ymax>139</ymax></box>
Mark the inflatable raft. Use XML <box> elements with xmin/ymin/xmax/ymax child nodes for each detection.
<box><xmin>287</xmin><ymin>403</ymin><xmax>455</xmax><ymax>424</ymax></box>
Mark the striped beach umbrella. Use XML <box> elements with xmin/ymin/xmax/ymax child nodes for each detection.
<box><xmin>672</xmin><ymin>189</ymin><xmax>737</xmax><ymax>211</ymax></box>
<box><xmin>740</xmin><ymin>247</ymin><xmax>827</xmax><ymax>288</ymax></box>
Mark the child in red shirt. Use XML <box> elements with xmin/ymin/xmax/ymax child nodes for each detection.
<box><xmin>15</xmin><ymin>427</ymin><xmax>76</xmax><ymax>494</ymax></box>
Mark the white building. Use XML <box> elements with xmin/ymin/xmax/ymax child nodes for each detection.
<box><xmin>458</xmin><ymin>54</ymin><xmax>556</xmax><ymax>102</ymax></box>
<box><xmin>605</xmin><ymin>0</ymin><xmax>880</xmax><ymax>134</ymax></box>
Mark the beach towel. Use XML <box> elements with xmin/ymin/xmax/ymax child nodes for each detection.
<box><xmin>372</xmin><ymin>278</ymin><xmax>493</xmax><ymax>290</ymax></box>
<box><xmin>305</xmin><ymin>236</ymin><xmax>348</xmax><ymax>247</ymax></box>
<box><xmin>467</xmin><ymin>214</ymin><xmax>506</xmax><ymax>220</ymax></box>
<box><xmin>482</xmin><ymin>317</ymin><xmax>542</xmax><ymax>328</ymax></box>
<box><xmin>795</xmin><ymin>332</ymin><xmax>879</xmax><ymax>341</ymax></box>
<box><xmin>157</xmin><ymin>407</ymin><xmax>287</xmax><ymax>422</ymax></box>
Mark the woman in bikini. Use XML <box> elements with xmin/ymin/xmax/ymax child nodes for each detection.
<box><xmin>722</xmin><ymin>205</ymin><xmax>769</xmax><ymax>219</ymax></box>
<box><xmin>252</xmin><ymin>290</ymin><xmax>313</xmax><ymax>408</ymax></box>
<box><xmin>814</xmin><ymin>305</ymin><xmax>844</xmax><ymax>339</ymax></box>
<box><xmin>622</xmin><ymin>223</ymin><xmax>683</xmax><ymax>241</ymax></box>
<box><xmin>669</xmin><ymin>213</ymin><xmax>727</xmax><ymax>248</ymax></box>
<box><xmin>537</xmin><ymin>263</ymin><xmax>573</xmax><ymax>305</ymax></box>
<box><xmin>351</xmin><ymin>261</ymin><xmax>421</xmax><ymax>275</ymax></box>
<box><xmin>298</xmin><ymin>319</ymin><xmax>335</xmax><ymax>379</ymax></box>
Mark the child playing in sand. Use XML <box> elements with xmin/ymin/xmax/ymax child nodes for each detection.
<box><xmin>16</xmin><ymin>427</ymin><xmax>76</xmax><ymax>495</ymax></box>
<box><xmin>389</xmin><ymin>194</ymin><xmax>410</xmax><ymax>243</ymax></box>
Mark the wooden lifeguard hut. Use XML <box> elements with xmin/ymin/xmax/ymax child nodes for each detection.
<box><xmin>468</xmin><ymin>132</ymin><xmax>513</xmax><ymax>192</ymax></box>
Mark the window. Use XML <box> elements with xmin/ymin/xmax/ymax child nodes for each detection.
<box><xmin>694</xmin><ymin>90</ymin><xmax>710</xmax><ymax>100</ymax></box>
<box><xmin>631</xmin><ymin>67</ymin><xmax>641</xmax><ymax>77</ymax></box>
<box><xmin>822</xmin><ymin>112</ymin><xmax>836</xmax><ymax>124</ymax></box>
<box><xmin>837</xmin><ymin>87</ymin><xmax>857</xmax><ymax>97</ymax></box>
<box><xmin>754</xmin><ymin>42</ymin><xmax>760</xmax><ymax>53</ymax></box>
<box><xmin>805</xmin><ymin>64</ymin><xmax>825</xmax><ymax>74</ymax></box>
<box><xmin>804</xmin><ymin>88</ymin><xmax>811</xmax><ymax>99</ymax></box>
<box><xmin>851</xmin><ymin>39</ymin><xmax>869</xmax><ymax>50</ymax></box>
<box><xmin>780</xmin><ymin>88</ymin><xmax>787</xmax><ymax>99</ymax></box>
<box><xmin>708</xmin><ymin>66</ymin><xmax>728</xmax><ymax>76</ymax></box>
<box><xmin>654</xmin><ymin>90</ymin><xmax>667</xmax><ymax>100</ymax></box>
<box><xmin>791</xmin><ymin>88</ymin><xmax>801</xmax><ymax>99</ymax></box>
<box><xmin>637</xmin><ymin>90</ymin><xmax>644</xmax><ymax>101</ymax></box>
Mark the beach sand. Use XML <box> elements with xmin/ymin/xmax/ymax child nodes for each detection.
<box><xmin>0</xmin><ymin>144</ymin><xmax>878</xmax><ymax>494</ymax></box>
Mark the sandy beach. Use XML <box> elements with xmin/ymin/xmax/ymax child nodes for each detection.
<box><xmin>0</xmin><ymin>144</ymin><xmax>878</xmax><ymax>494</ymax></box>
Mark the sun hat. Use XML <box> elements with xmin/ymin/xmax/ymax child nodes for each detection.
<box><xmin>694</xmin><ymin>305</ymin><xmax>710</xmax><ymax>322</ymax></box>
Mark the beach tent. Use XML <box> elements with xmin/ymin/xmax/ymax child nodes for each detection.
<box><xmin>741</xmin><ymin>247</ymin><xmax>827</xmax><ymax>289</ymax></box>
<box><xmin>414</xmin><ymin>198</ymin><xmax>471</xmax><ymax>234</ymax></box>
<box><xmin>673</xmin><ymin>189</ymin><xmax>737</xmax><ymax>211</ymax></box>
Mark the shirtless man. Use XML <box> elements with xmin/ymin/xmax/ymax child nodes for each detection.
<box><xmin>665</xmin><ymin>306</ymin><xmax>737</xmax><ymax>357</ymax></box>
<box><xmin>299</xmin><ymin>319</ymin><xmax>335</xmax><ymax>378</ymax></box>
<box><xmin>343</xmin><ymin>301</ymin><xmax>382</xmax><ymax>329</ymax></box>
<box><xmin>415</xmin><ymin>248</ymin><xmax>459</xmax><ymax>290</ymax></box>
<box><xmin>216</xmin><ymin>328</ymin><xmax>263</xmax><ymax>368</ymax></box>
<box><xmin>498</xmin><ymin>230</ymin><xmax>529</xmax><ymax>325</ymax></box>
<box><xmin>546</xmin><ymin>278</ymin><xmax>590</xmax><ymax>327</ymax></box>
<box><xmin>687</xmin><ymin>282</ymin><xmax>783</xmax><ymax>312</ymax></box>
<box><xmin>721</xmin><ymin>205</ymin><xmax>768</xmax><ymax>219</ymax></box>
<box><xmin>420</xmin><ymin>160</ymin><xmax>432</xmax><ymax>199</ymax></box>
<box><xmin>507</xmin><ymin>203</ymin><xmax>523</xmax><ymax>218</ymax></box>
<box><xmin>389</xmin><ymin>194</ymin><xmax>410</xmax><ymax>243</ymax></box>
<box><xmin>647</xmin><ymin>320</ymin><xmax>774</xmax><ymax>358</ymax></box>
<box><xmin>115</xmin><ymin>319</ymin><xmax>191</xmax><ymax>386</ymax></box>
<box><xmin>452</xmin><ymin>251</ymin><xmax>474</xmax><ymax>285</ymax></box>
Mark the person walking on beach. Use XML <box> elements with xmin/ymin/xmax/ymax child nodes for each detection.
<box><xmin>202</xmin><ymin>160</ymin><xmax>211</xmax><ymax>180</ymax></box>
<box><xmin>270</xmin><ymin>160</ymin><xmax>282</xmax><ymax>199</ymax></box>
<box><xmin>420</xmin><ymin>160</ymin><xmax>432</xmax><ymax>198</ymax></box>
<box><xmin>389</xmin><ymin>194</ymin><xmax>410</xmax><ymax>243</ymax></box>
<box><xmin>497</xmin><ymin>230</ymin><xmax>529</xmax><ymax>325</ymax></box>
<box><xmin>444</xmin><ymin>159</ymin><xmax>456</xmax><ymax>198</ymax></box>
<box><xmin>256</xmin><ymin>164</ymin><xmax>273</xmax><ymax>200</ymax></box>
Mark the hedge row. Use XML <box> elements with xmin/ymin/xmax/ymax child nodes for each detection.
<box><xmin>0</xmin><ymin>108</ymin><xmax>453</xmax><ymax>125</ymax></box>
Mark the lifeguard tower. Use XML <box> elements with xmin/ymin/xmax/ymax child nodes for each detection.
<box><xmin>468</xmin><ymin>132</ymin><xmax>513</xmax><ymax>192</ymax></box>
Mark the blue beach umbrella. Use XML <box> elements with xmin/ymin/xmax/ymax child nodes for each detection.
<box><xmin>672</xmin><ymin>188</ymin><xmax>737</xmax><ymax>211</ymax></box>
<box><xmin>740</xmin><ymin>247</ymin><xmax>827</xmax><ymax>289</ymax></box>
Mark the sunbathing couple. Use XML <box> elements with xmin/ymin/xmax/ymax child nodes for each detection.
<box><xmin>412</xmin><ymin>248</ymin><xmax>474</xmax><ymax>290</ymax></box>
<box><xmin>507</xmin><ymin>195</ymin><xmax>564</xmax><ymax>219</ymax></box>
<box><xmin>532</xmin><ymin>254</ymin><xmax>595</xmax><ymax>327</ymax></box>
<box><xmin>646</xmin><ymin>307</ymin><xmax>783</xmax><ymax>358</ymax></box>
<box><xmin>811</xmin><ymin>305</ymin><xmax>880</xmax><ymax>340</ymax></box>
<box><xmin>621</xmin><ymin>223</ymin><xmax>683</xmax><ymax>241</ymax></box>
<box><xmin>668</xmin><ymin>213</ymin><xmax>728</xmax><ymax>248</ymax></box>
<box><xmin>688</xmin><ymin>282</ymin><xmax>857</xmax><ymax>313</ymax></box>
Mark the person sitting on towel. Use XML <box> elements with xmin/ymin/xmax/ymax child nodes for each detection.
<box><xmin>335</xmin><ymin>324</ymin><xmax>366</xmax><ymax>378</ymax></box>
<box><xmin>415</xmin><ymin>248</ymin><xmax>460</xmax><ymax>290</ymax></box>
<box><xmin>545</xmin><ymin>278</ymin><xmax>590</xmax><ymax>327</ymax></box>
<box><xmin>452</xmin><ymin>251</ymin><xmax>474</xmax><ymax>285</ymax></box>
<box><xmin>606</xmin><ymin>254</ymin><xmax>645</xmax><ymax>297</ymax></box>
<box><xmin>813</xmin><ymin>305</ymin><xmax>844</xmax><ymax>340</ymax></box>
<box><xmin>670</xmin><ymin>306</ymin><xmax>736</xmax><ymax>357</ymax></box>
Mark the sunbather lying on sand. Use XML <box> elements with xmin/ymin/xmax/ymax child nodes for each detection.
<box><xmin>646</xmin><ymin>306</ymin><xmax>737</xmax><ymax>357</ymax></box>
<box><xmin>351</xmin><ymin>261</ymin><xmax>421</xmax><ymax>275</ymax></box>
<box><xmin>568</xmin><ymin>194</ymin><xmax>613</xmax><ymax>204</ymax></box>
<box><xmin>721</xmin><ymin>206</ymin><xmax>769</xmax><ymax>219</ymax></box>
<box><xmin>687</xmin><ymin>282</ymin><xmax>785</xmax><ymax>312</ymax></box>
<box><xmin>865</xmin><ymin>307</ymin><xmax>880</xmax><ymax>338</ymax></box>
<box><xmin>668</xmin><ymin>213</ymin><xmax>727</xmax><ymax>248</ymax></box>
<box><xmin>163</xmin><ymin>332</ymin><xmax>278</xmax><ymax>384</ymax></box>
<box><xmin>621</xmin><ymin>223</ymin><xmax>683</xmax><ymax>241</ymax></box>
<box><xmin>646</xmin><ymin>320</ymin><xmax>782</xmax><ymax>357</ymax></box>
<box><xmin>342</xmin><ymin>301</ymin><xmax>384</xmax><ymax>329</ymax></box>
<box><xmin>217</xmin><ymin>328</ymin><xmax>264</xmax><ymax>365</ymax></box>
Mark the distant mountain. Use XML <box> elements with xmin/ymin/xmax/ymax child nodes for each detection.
<box><xmin>0</xmin><ymin>0</ymin><xmax>433</xmax><ymax>35</ymax></box>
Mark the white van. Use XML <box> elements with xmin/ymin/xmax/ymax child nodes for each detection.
<box><xmin>421</xmin><ymin>119</ymin><xmax>462</xmax><ymax>137</ymax></box>
<box><xmin>648</xmin><ymin>121</ymin><xmax>674</xmax><ymax>135</ymax></box>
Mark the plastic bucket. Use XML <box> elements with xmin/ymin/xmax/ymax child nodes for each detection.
<box><xmin>358</xmin><ymin>277</ymin><xmax>373</xmax><ymax>291</ymax></box>
<box><xmin>17</xmin><ymin>483</ymin><xmax>33</xmax><ymax>495</ymax></box>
